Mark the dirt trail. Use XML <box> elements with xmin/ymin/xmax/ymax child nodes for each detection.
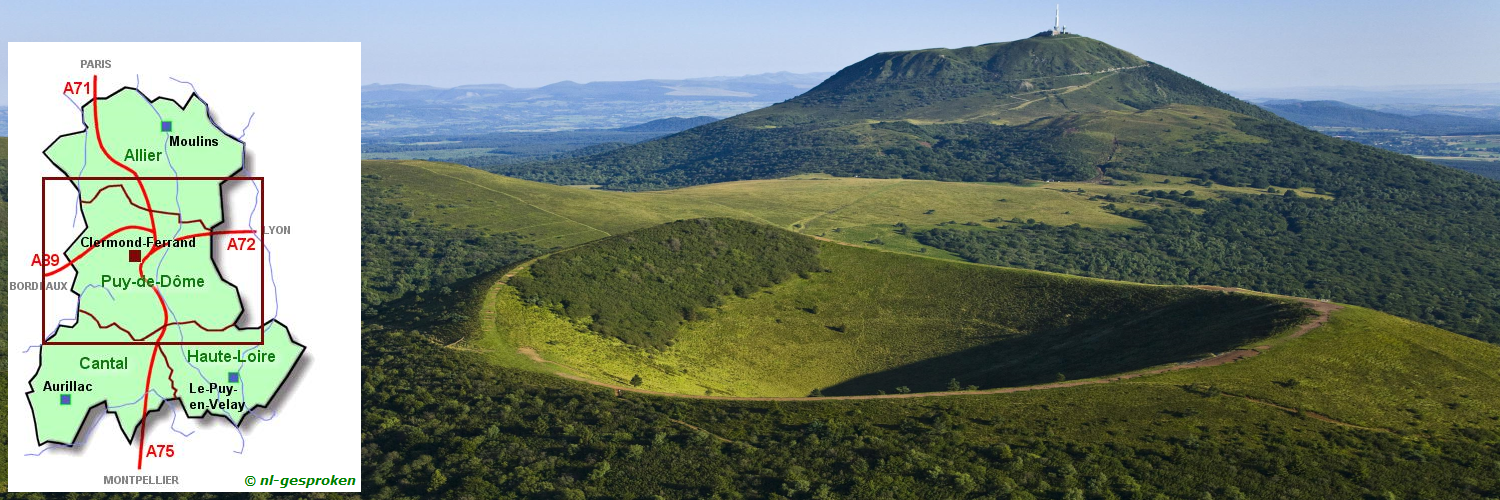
<box><xmin>1221</xmin><ymin>393</ymin><xmax>1388</xmax><ymax>432</ymax></box>
<box><xmin>509</xmin><ymin>289</ymin><xmax>1343</xmax><ymax>402</ymax></box>
<box><xmin>788</xmin><ymin>182</ymin><xmax>903</xmax><ymax>231</ymax></box>
<box><xmin>409</xmin><ymin>162</ymin><xmax>612</xmax><ymax>238</ymax></box>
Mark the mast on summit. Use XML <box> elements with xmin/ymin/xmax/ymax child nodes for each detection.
<box><xmin>1051</xmin><ymin>5</ymin><xmax>1067</xmax><ymax>35</ymax></box>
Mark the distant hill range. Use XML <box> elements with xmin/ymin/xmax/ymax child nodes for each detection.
<box><xmin>0</xmin><ymin>107</ymin><xmax>7</xmax><ymax>136</ymax></box>
<box><xmin>361</xmin><ymin>72</ymin><xmax>829</xmax><ymax>137</ymax></box>
<box><xmin>614</xmin><ymin>116</ymin><xmax>718</xmax><ymax>133</ymax></box>
<box><xmin>1233</xmin><ymin>83</ymin><xmax>1500</xmax><ymax>122</ymax></box>
<box><xmin>1259</xmin><ymin>99</ymin><xmax>1500</xmax><ymax>134</ymax></box>
<box><xmin>1233</xmin><ymin>82</ymin><xmax>1500</xmax><ymax>107</ymax></box>
<box><xmin>363</xmin><ymin>72</ymin><xmax>830</xmax><ymax>103</ymax></box>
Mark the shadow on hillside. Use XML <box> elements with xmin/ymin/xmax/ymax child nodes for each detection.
<box><xmin>820</xmin><ymin>294</ymin><xmax>1310</xmax><ymax>396</ymax></box>
<box><xmin>367</xmin><ymin>271</ymin><xmax>503</xmax><ymax>345</ymax></box>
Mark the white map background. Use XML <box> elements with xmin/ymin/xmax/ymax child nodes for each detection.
<box><xmin>7</xmin><ymin>42</ymin><xmax>361</xmax><ymax>493</ymax></box>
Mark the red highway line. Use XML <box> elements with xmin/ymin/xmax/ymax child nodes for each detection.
<box><xmin>81</xmin><ymin>76</ymin><xmax>259</xmax><ymax>470</ymax></box>
<box><xmin>85</xmin><ymin>75</ymin><xmax>164</xmax><ymax>470</ymax></box>
<box><xmin>91</xmin><ymin>76</ymin><xmax>158</xmax><ymax>239</ymax></box>
<box><xmin>136</xmin><ymin>229</ymin><xmax>257</xmax><ymax>269</ymax></box>
<box><xmin>132</xmin><ymin>228</ymin><xmax>254</xmax><ymax>468</ymax></box>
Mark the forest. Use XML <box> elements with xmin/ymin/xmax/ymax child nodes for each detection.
<box><xmin>918</xmin><ymin>119</ymin><xmax>1500</xmax><ymax>343</ymax></box>
<box><xmin>360</xmin><ymin>173</ymin><xmax>536</xmax><ymax>313</ymax></box>
<box><xmin>920</xmin><ymin>199</ymin><xmax>1500</xmax><ymax>344</ymax></box>
<box><xmin>353</xmin><ymin>321</ymin><xmax>1500</xmax><ymax>499</ymax></box>
<box><xmin>490</xmin><ymin>120</ymin><xmax>1107</xmax><ymax>190</ymax></box>
<box><xmin>508</xmin><ymin>218</ymin><xmax>824</xmax><ymax>349</ymax></box>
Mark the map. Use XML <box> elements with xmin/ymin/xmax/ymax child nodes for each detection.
<box><xmin>30</xmin><ymin>78</ymin><xmax>304</xmax><ymax>462</ymax></box>
<box><xmin>8</xmin><ymin>42</ymin><xmax>361</xmax><ymax>493</ymax></box>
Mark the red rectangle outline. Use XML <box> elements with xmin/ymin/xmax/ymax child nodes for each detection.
<box><xmin>41</xmin><ymin>176</ymin><xmax>266</xmax><ymax>346</ymax></box>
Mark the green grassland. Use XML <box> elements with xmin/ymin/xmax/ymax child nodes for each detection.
<box><xmin>1148</xmin><ymin>306</ymin><xmax>1500</xmax><ymax>432</ymax></box>
<box><xmin>479</xmin><ymin>228</ymin><xmax>1308</xmax><ymax>398</ymax></box>
<box><xmin>699</xmin><ymin>303</ymin><xmax>1500</xmax><ymax>438</ymax></box>
<box><xmin>662</xmin><ymin>309</ymin><xmax>1500</xmax><ymax>496</ymax></box>
<box><xmin>363</xmin><ymin>159</ymin><xmax>1318</xmax><ymax>259</ymax></box>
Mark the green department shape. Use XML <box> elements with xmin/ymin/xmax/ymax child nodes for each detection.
<box><xmin>29</xmin><ymin>87</ymin><xmax>300</xmax><ymax>445</ymax></box>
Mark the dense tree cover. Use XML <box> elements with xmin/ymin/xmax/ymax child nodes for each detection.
<box><xmin>924</xmin><ymin>116</ymin><xmax>1500</xmax><ymax>344</ymax></box>
<box><xmin>919</xmin><ymin>186</ymin><xmax>1500</xmax><ymax>343</ymax></box>
<box><xmin>358</xmin><ymin>325</ymin><xmax>1500</xmax><ymax>499</ymax></box>
<box><xmin>509</xmin><ymin>218</ymin><xmax>823</xmax><ymax>349</ymax></box>
<box><xmin>494</xmin><ymin>121</ymin><xmax>1105</xmax><ymax>190</ymax></box>
<box><xmin>615</xmin><ymin>116</ymin><xmax>719</xmax><ymax>133</ymax></box>
<box><xmin>361</xmin><ymin>173</ymin><xmax>536</xmax><ymax>313</ymax></box>
<box><xmin>1</xmin><ymin>137</ymin><xmax>8</xmax><ymax>201</ymax></box>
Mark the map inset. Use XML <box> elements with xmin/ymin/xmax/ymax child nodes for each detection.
<box><xmin>28</xmin><ymin>79</ymin><xmax>302</xmax><ymax>466</ymax></box>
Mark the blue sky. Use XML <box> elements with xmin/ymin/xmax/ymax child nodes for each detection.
<box><xmin>3</xmin><ymin>0</ymin><xmax>1499</xmax><ymax>105</ymax></box>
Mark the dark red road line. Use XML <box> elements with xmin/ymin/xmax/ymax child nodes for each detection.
<box><xmin>77</xmin><ymin>309</ymin><xmax>258</xmax><ymax>342</ymax></box>
<box><xmin>80</xmin><ymin>183</ymin><xmax>185</xmax><ymax>217</ymax></box>
<box><xmin>44</xmin><ymin>341</ymin><xmax>264</xmax><ymax>346</ymax></box>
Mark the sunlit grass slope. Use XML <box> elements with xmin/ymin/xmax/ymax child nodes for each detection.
<box><xmin>1147</xmin><ymin>306</ymin><xmax>1500</xmax><ymax>433</ymax></box>
<box><xmin>477</xmin><ymin>222</ymin><xmax>1309</xmax><ymax>397</ymax></box>
<box><xmin>363</xmin><ymin>159</ymin><xmax>1319</xmax><ymax>259</ymax></box>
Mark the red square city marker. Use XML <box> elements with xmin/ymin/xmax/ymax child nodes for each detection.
<box><xmin>41</xmin><ymin>176</ymin><xmax>266</xmax><ymax>346</ymax></box>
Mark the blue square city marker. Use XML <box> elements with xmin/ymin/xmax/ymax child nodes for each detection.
<box><xmin>60</xmin><ymin>394</ymin><xmax>71</xmax><ymax>405</ymax></box>
<box><xmin>228</xmin><ymin>372</ymin><xmax>240</xmax><ymax>383</ymax></box>
<box><xmin>160</xmin><ymin>121</ymin><xmax>172</xmax><ymax>132</ymax></box>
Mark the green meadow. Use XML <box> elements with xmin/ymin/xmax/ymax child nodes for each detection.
<box><xmin>477</xmin><ymin>231</ymin><xmax>1308</xmax><ymax>398</ymax></box>
<box><xmin>363</xmin><ymin>159</ymin><xmax>1322</xmax><ymax>259</ymax></box>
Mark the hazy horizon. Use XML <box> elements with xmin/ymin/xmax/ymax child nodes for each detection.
<box><xmin>4</xmin><ymin>0</ymin><xmax>1500</xmax><ymax>107</ymax></box>
<box><xmin>360</xmin><ymin>70</ymin><xmax>837</xmax><ymax>90</ymax></box>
